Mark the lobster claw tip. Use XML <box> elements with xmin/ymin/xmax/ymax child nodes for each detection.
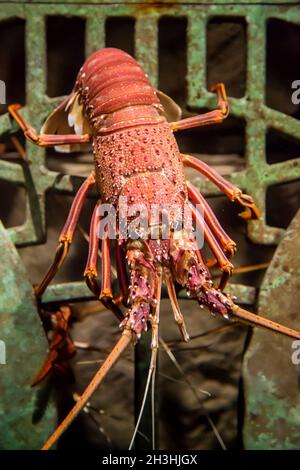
<box><xmin>238</xmin><ymin>205</ymin><xmax>260</xmax><ymax>221</ymax></box>
<box><xmin>236</xmin><ymin>194</ymin><xmax>261</xmax><ymax>221</ymax></box>
<box><xmin>183</xmin><ymin>331</ymin><xmax>190</xmax><ymax>342</ymax></box>
<box><xmin>238</xmin><ymin>209</ymin><xmax>253</xmax><ymax>221</ymax></box>
<box><xmin>31</xmin><ymin>378</ymin><xmax>40</xmax><ymax>388</ymax></box>
<box><xmin>31</xmin><ymin>367</ymin><xmax>51</xmax><ymax>387</ymax></box>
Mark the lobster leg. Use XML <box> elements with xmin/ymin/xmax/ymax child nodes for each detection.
<box><xmin>189</xmin><ymin>202</ymin><xmax>233</xmax><ymax>290</ymax></box>
<box><xmin>170</xmin><ymin>83</ymin><xmax>229</xmax><ymax>132</ymax></box>
<box><xmin>187</xmin><ymin>180</ymin><xmax>236</xmax><ymax>257</ymax></box>
<box><xmin>35</xmin><ymin>172</ymin><xmax>96</xmax><ymax>297</ymax></box>
<box><xmin>31</xmin><ymin>306</ymin><xmax>76</xmax><ymax>386</ymax></box>
<box><xmin>182</xmin><ymin>153</ymin><xmax>260</xmax><ymax>220</ymax></box>
<box><xmin>84</xmin><ymin>211</ymin><xmax>124</xmax><ymax>321</ymax></box>
<box><xmin>116</xmin><ymin>243</ymin><xmax>129</xmax><ymax>307</ymax></box>
<box><xmin>8</xmin><ymin>104</ymin><xmax>91</xmax><ymax>147</ymax></box>
<box><xmin>164</xmin><ymin>268</ymin><xmax>189</xmax><ymax>341</ymax></box>
<box><xmin>150</xmin><ymin>268</ymin><xmax>162</xmax><ymax>351</ymax></box>
<box><xmin>195</xmin><ymin>246</ymin><xmax>211</xmax><ymax>277</ymax></box>
<box><xmin>84</xmin><ymin>201</ymin><xmax>101</xmax><ymax>298</ymax></box>
<box><xmin>99</xmin><ymin>234</ymin><xmax>124</xmax><ymax>321</ymax></box>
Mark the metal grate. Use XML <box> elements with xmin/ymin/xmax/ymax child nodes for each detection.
<box><xmin>0</xmin><ymin>2</ymin><xmax>299</xmax><ymax>304</ymax></box>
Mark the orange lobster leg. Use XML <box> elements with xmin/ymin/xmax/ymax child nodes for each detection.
<box><xmin>170</xmin><ymin>83</ymin><xmax>229</xmax><ymax>132</ymax></box>
<box><xmin>35</xmin><ymin>172</ymin><xmax>96</xmax><ymax>297</ymax></box>
<box><xmin>31</xmin><ymin>306</ymin><xmax>76</xmax><ymax>386</ymax></box>
<box><xmin>164</xmin><ymin>269</ymin><xmax>189</xmax><ymax>342</ymax></box>
<box><xmin>100</xmin><ymin>232</ymin><xmax>124</xmax><ymax>321</ymax></box>
<box><xmin>195</xmin><ymin>248</ymin><xmax>211</xmax><ymax>277</ymax></box>
<box><xmin>189</xmin><ymin>202</ymin><xmax>233</xmax><ymax>290</ymax></box>
<box><xmin>84</xmin><ymin>202</ymin><xmax>101</xmax><ymax>298</ymax></box>
<box><xmin>8</xmin><ymin>104</ymin><xmax>91</xmax><ymax>147</ymax></box>
<box><xmin>116</xmin><ymin>243</ymin><xmax>129</xmax><ymax>307</ymax></box>
<box><xmin>187</xmin><ymin>181</ymin><xmax>236</xmax><ymax>257</ymax></box>
<box><xmin>84</xmin><ymin>210</ymin><xmax>124</xmax><ymax>321</ymax></box>
<box><xmin>182</xmin><ymin>153</ymin><xmax>260</xmax><ymax>220</ymax></box>
<box><xmin>100</xmin><ymin>234</ymin><xmax>112</xmax><ymax>300</ymax></box>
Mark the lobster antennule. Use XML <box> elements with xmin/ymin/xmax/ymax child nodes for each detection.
<box><xmin>41</xmin><ymin>328</ymin><xmax>134</xmax><ymax>450</ymax></box>
<box><xmin>129</xmin><ymin>267</ymin><xmax>162</xmax><ymax>450</ymax></box>
<box><xmin>164</xmin><ymin>268</ymin><xmax>190</xmax><ymax>342</ymax></box>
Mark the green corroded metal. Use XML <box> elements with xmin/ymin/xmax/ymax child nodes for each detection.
<box><xmin>42</xmin><ymin>281</ymin><xmax>95</xmax><ymax>304</ymax></box>
<box><xmin>0</xmin><ymin>221</ymin><xmax>56</xmax><ymax>449</ymax></box>
<box><xmin>43</xmin><ymin>281</ymin><xmax>256</xmax><ymax>305</ymax></box>
<box><xmin>243</xmin><ymin>209</ymin><xmax>300</xmax><ymax>449</ymax></box>
<box><xmin>4</xmin><ymin>0</ymin><xmax>300</xmax><ymax>4</ymax></box>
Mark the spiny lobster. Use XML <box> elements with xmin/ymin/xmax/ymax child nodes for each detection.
<box><xmin>8</xmin><ymin>47</ymin><xmax>300</xmax><ymax>449</ymax></box>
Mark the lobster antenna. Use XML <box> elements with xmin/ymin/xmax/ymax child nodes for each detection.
<box><xmin>151</xmin><ymin>363</ymin><xmax>156</xmax><ymax>450</ymax></box>
<box><xmin>41</xmin><ymin>328</ymin><xmax>134</xmax><ymax>450</ymax></box>
<box><xmin>231</xmin><ymin>304</ymin><xmax>300</xmax><ymax>340</ymax></box>
<box><xmin>159</xmin><ymin>337</ymin><xmax>227</xmax><ymax>450</ymax></box>
<box><xmin>128</xmin><ymin>349</ymin><xmax>158</xmax><ymax>450</ymax></box>
<box><xmin>129</xmin><ymin>271</ymin><xmax>162</xmax><ymax>451</ymax></box>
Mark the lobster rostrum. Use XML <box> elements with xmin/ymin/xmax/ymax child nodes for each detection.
<box><xmin>8</xmin><ymin>47</ymin><xmax>300</xmax><ymax>449</ymax></box>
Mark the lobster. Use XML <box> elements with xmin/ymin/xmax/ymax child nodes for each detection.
<box><xmin>8</xmin><ymin>47</ymin><xmax>300</xmax><ymax>450</ymax></box>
